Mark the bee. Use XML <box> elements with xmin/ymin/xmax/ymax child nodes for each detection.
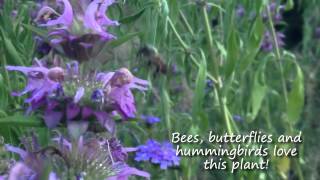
<box><xmin>137</xmin><ymin>45</ymin><xmax>168</xmax><ymax>74</ymax></box>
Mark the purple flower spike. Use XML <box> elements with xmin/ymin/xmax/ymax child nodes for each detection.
<box><xmin>36</xmin><ymin>0</ymin><xmax>73</xmax><ymax>27</ymax></box>
<box><xmin>84</xmin><ymin>0</ymin><xmax>119</xmax><ymax>39</ymax></box>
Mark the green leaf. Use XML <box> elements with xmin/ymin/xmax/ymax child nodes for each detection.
<box><xmin>248</xmin><ymin>62</ymin><xmax>267</xmax><ymax>122</ymax></box>
<box><xmin>225</xmin><ymin>30</ymin><xmax>239</xmax><ymax>78</ymax></box>
<box><xmin>160</xmin><ymin>87</ymin><xmax>172</xmax><ymax>135</ymax></box>
<box><xmin>239</xmin><ymin>17</ymin><xmax>264</xmax><ymax>71</ymax></box>
<box><xmin>192</xmin><ymin>51</ymin><xmax>207</xmax><ymax>129</ymax></box>
<box><xmin>119</xmin><ymin>8</ymin><xmax>146</xmax><ymax>24</ymax></box>
<box><xmin>0</xmin><ymin>30</ymin><xmax>24</xmax><ymax>65</ymax></box>
<box><xmin>285</xmin><ymin>0</ymin><xmax>294</xmax><ymax>11</ymax></box>
<box><xmin>287</xmin><ymin>64</ymin><xmax>304</xmax><ymax>125</ymax></box>
<box><xmin>0</xmin><ymin>115</ymin><xmax>43</xmax><ymax>127</ymax></box>
<box><xmin>21</xmin><ymin>23</ymin><xmax>47</xmax><ymax>37</ymax></box>
<box><xmin>108</xmin><ymin>32</ymin><xmax>142</xmax><ymax>47</ymax></box>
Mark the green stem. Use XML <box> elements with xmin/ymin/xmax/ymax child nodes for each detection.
<box><xmin>179</xmin><ymin>10</ymin><xmax>195</xmax><ymax>37</ymax></box>
<box><xmin>266</xmin><ymin>7</ymin><xmax>288</xmax><ymax>103</ymax></box>
<box><xmin>267</xmin><ymin>7</ymin><xmax>303</xmax><ymax>180</ymax></box>
<box><xmin>167</xmin><ymin>17</ymin><xmax>218</xmax><ymax>84</ymax></box>
<box><xmin>201</xmin><ymin>4</ymin><xmax>233</xmax><ymax>136</ymax></box>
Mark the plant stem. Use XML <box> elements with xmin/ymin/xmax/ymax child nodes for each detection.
<box><xmin>179</xmin><ymin>10</ymin><xmax>195</xmax><ymax>37</ymax></box>
<box><xmin>167</xmin><ymin>17</ymin><xmax>218</xmax><ymax>84</ymax></box>
<box><xmin>266</xmin><ymin>7</ymin><xmax>288</xmax><ymax>103</ymax></box>
<box><xmin>201</xmin><ymin>5</ymin><xmax>233</xmax><ymax>136</ymax></box>
<box><xmin>267</xmin><ymin>7</ymin><xmax>303</xmax><ymax>180</ymax></box>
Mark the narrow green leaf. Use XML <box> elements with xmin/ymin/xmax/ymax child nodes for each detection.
<box><xmin>108</xmin><ymin>32</ymin><xmax>142</xmax><ymax>47</ymax></box>
<box><xmin>0</xmin><ymin>30</ymin><xmax>24</xmax><ymax>65</ymax></box>
<box><xmin>192</xmin><ymin>51</ymin><xmax>207</xmax><ymax>128</ymax></box>
<box><xmin>248</xmin><ymin>63</ymin><xmax>267</xmax><ymax>122</ymax></box>
<box><xmin>119</xmin><ymin>8</ymin><xmax>146</xmax><ymax>24</ymax></box>
<box><xmin>0</xmin><ymin>115</ymin><xmax>43</xmax><ymax>127</ymax></box>
<box><xmin>287</xmin><ymin>64</ymin><xmax>304</xmax><ymax>125</ymax></box>
<box><xmin>21</xmin><ymin>23</ymin><xmax>47</xmax><ymax>37</ymax></box>
<box><xmin>225</xmin><ymin>30</ymin><xmax>239</xmax><ymax>78</ymax></box>
<box><xmin>239</xmin><ymin>17</ymin><xmax>264</xmax><ymax>71</ymax></box>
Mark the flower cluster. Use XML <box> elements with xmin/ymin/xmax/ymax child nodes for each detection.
<box><xmin>260</xmin><ymin>2</ymin><xmax>286</xmax><ymax>52</ymax></box>
<box><xmin>3</xmin><ymin>134</ymin><xmax>150</xmax><ymax>179</ymax></box>
<box><xmin>35</xmin><ymin>0</ymin><xmax>119</xmax><ymax>60</ymax></box>
<box><xmin>134</xmin><ymin>139</ymin><xmax>180</xmax><ymax>169</ymax></box>
<box><xmin>261</xmin><ymin>31</ymin><xmax>285</xmax><ymax>52</ymax></box>
<box><xmin>262</xmin><ymin>2</ymin><xmax>285</xmax><ymax>24</ymax></box>
<box><xmin>6</xmin><ymin>61</ymin><xmax>148</xmax><ymax>133</ymax></box>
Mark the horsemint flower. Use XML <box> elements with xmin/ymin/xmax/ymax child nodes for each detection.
<box><xmin>6</xmin><ymin>61</ymin><xmax>148</xmax><ymax>132</ymax></box>
<box><xmin>134</xmin><ymin>139</ymin><xmax>180</xmax><ymax>169</ymax></box>
<box><xmin>4</xmin><ymin>134</ymin><xmax>150</xmax><ymax>179</ymax></box>
<box><xmin>35</xmin><ymin>0</ymin><xmax>119</xmax><ymax>60</ymax></box>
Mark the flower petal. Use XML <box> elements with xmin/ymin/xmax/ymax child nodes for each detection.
<box><xmin>67</xmin><ymin>103</ymin><xmax>80</xmax><ymax>120</ymax></box>
<box><xmin>94</xmin><ymin>111</ymin><xmax>115</xmax><ymax>134</ymax></box>
<box><xmin>74</xmin><ymin>87</ymin><xmax>85</xmax><ymax>103</ymax></box>
<box><xmin>83</xmin><ymin>0</ymin><xmax>117</xmax><ymax>39</ymax></box>
<box><xmin>39</xmin><ymin>0</ymin><xmax>73</xmax><ymax>27</ymax></box>
<box><xmin>44</xmin><ymin>110</ymin><xmax>63</xmax><ymax>128</ymax></box>
<box><xmin>5</xmin><ymin>145</ymin><xmax>28</xmax><ymax>160</ymax></box>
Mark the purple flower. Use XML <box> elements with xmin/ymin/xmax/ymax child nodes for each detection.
<box><xmin>5</xmin><ymin>144</ymin><xmax>55</xmax><ymax>180</ymax></box>
<box><xmin>233</xmin><ymin>115</ymin><xmax>243</xmax><ymax>122</ymax></box>
<box><xmin>99</xmin><ymin>68</ymin><xmax>149</xmax><ymax>119</ymax></box>
<box><xmin>5</xmin><ymin>65</ymin><xmax>63</xmax><ymax>105</ymax></box>
<box><xmin>6</xmin><ymin>62</ymin><xmax>148</xmax><ymax>132</ymax></box>
<box><xmin>5</xmin><ymin>134</ymin><xmax>149</xmax><ymax>179</ymax></box>
<box><xmin>35</xmin><ymin>0</ymin><xmax>119</xmax><ymax>60</ymax></box>
<box><xmin>236</xmin><ymin>5</ymin><xmax>245</xmax><ymax>18</ymax></box>
<box><xmin>260</xmin><ymin>31</ymin><xmax>285</xmax><ymax>52</ymax></box>
<box><xmin>140</xmin><ymin>115</ymin><xmax>160</xmax><ymax>125</ymax></box>
<box><xmin>83</xmin><ymin>0</ymin><xmax>119</xmax><ymax>40</ymax></box>
<box><xmin>262</xmin><ymin>2</ymin><xmax>284</xmax><ymax>24</ymax></box>
<box><xmin>135</xmin><ymin>139</ymin><xmax>180</xmax><ymax>169</ymax></box>
<box><xmin>36</xmin><ymin>0</ymin><xmax>73</xmax><ymax>27</ymax></box>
